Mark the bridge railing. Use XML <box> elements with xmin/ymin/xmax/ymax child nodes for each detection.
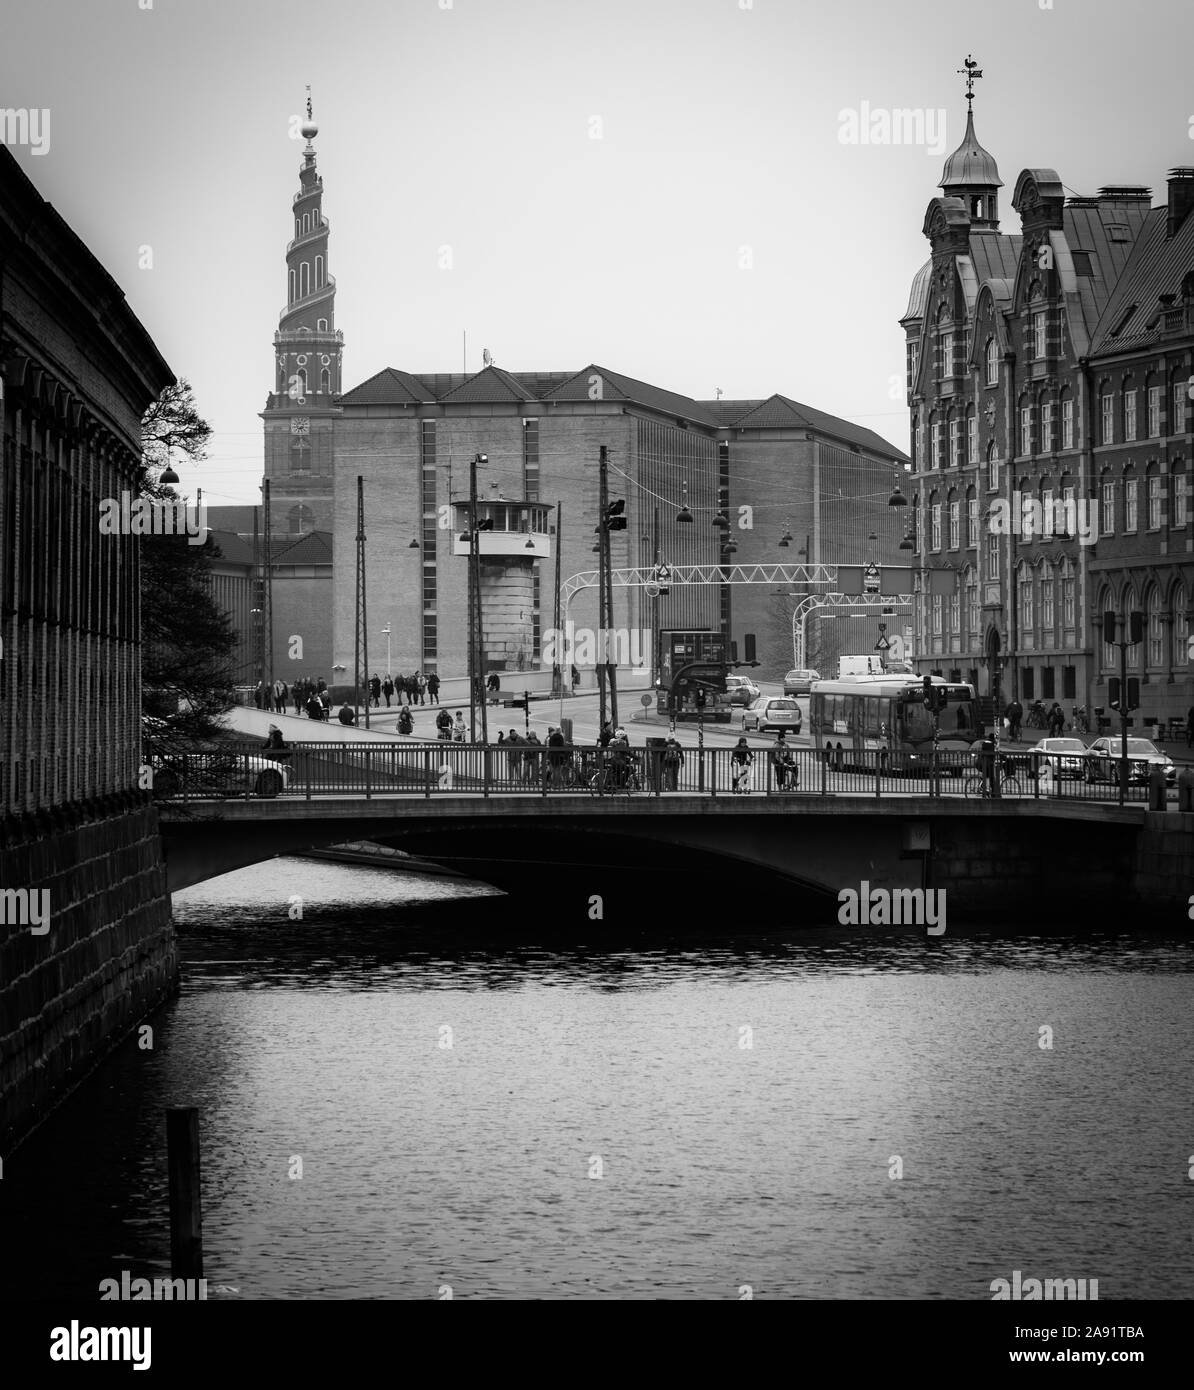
<box><xmin>145</xmin><ymin>740</ymin><xmax>1156</xmax><ymax>804</ymax></box>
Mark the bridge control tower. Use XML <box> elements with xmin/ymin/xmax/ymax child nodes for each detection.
<box><xmin>452</xmin><ymin>499</ymin><xmax>553</xmax><ymax>670</ymax></box>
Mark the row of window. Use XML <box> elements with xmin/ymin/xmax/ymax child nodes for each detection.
<box><xmin>1095</xmin><ymin>584</ymin><xmax>1189</xmax><ymax>671</ymax></box>
<box><xmin>925</xmin><ymin>565</ymin><xmax>1078</xmax><ymax>641</ymax></box>
<box><xmin>288</xmin><ymin>257</ymin><xmax>326</xmax><ymax>303</ymax></box>
<box><xmin>294</xmin><ymin>211</ymin><xmax>324</xmax><ymax>239</ymax></box>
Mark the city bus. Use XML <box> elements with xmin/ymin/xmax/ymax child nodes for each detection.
<box><xmin>809</xmin><ymin>674</ymin><xmax>982</xmax><ymax>774</ymax></box>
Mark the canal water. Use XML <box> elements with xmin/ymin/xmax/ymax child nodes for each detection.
<box><xmin>3</xmin><ymin>857</ymin><xmax>1191</xmax><ymax>1301</ymax></box>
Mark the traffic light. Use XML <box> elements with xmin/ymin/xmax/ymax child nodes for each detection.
<box><xmin>603</xmin><ymin>499</ymin><xmax>627</xmax><ymax>531</ymax></box>
<box><xmin>1126</xmin><ymin>677</ymin><xmax>1140</xmax><ymax>711</ymax></box>
<box><xmin>744</xmin><ymin>633</ymin><xmax>757</xmax><ymax>664</ymax></box>
<box><xmin>1129</xmin><ymin>610</ymin><xmax>1145</xmax><ymax>645</ymax></box>
<box><xmin>923</xmin><ymin>675</ymin><xmax>933</xmax><ymax>707</ymax></box>
<box><xmin>1108</xmin><ymin>676</ymin><xmax>1121</xmax><ymax>711</ymax></box>
<box><xmin>695</xmin><ymin>686</ymin><xmax>707</xmax><ymax>708</ymax></box>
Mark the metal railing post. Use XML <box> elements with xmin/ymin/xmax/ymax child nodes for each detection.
<box><xmin>364</xmin><ymin>748</ymin><xmax>372</xmax><ymax>800</ymax></box>
<box><xmin>820</xmin><ymin>748</ymin><xmax>827</xmax><ymax>796</ymax></box>
<box><xmin>875</xmin><ymin>750</ymin><xmax>881</xmax><ymax>800</ymax></box>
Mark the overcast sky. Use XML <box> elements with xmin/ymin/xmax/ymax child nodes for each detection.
<box><xmin>4</xmin><ymin>0</ymin><xmax>1193</xmax><ymax>506</ymax></box>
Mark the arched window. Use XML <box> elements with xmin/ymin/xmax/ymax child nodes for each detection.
<box><xmin>297</xmin><ymin>367</ymin><xmax>307</xmax><ymax>398</ymax></box>
<box><xmin>1061</xmin><ymin>558</ymin><xmax>1076</xmax><ymax>630</ymax></box>
<box><xmin>950</xmin><ymin>586</ymin><xmax>961</xmax><ymax>637</ymax></box>
<box><xmin>1100</xmin><ymin>469</ymin><xmax>1115</xmax><ymax>533</ymax></box>
<box><xmin>288</xmin><ymin>268</ymin><xmax>295</xmax><ymax>303</ymax></box>
<box><xmin>300</xmin><ymin>261</ymin><xmax>310</xmax><ymax>297</ymax></box>
<box><xmin>1171</xmin><ymin>371</ymin><xmax>1187</xmax><ymax>436</ymax></box>
<box><xmin>1173</xmin><ymin>584</ymin><xmax>1189</xmax><ymax>668</ymax></box>
<box><xmin>966</xmin><ymin>405</ymin><xmax>977</xmax><ymax>464</ymax></box>
<box><xmin>288</xmin><ymin>504</ymin><xmax>315</xmax><ymax>536</ymax></box>
<box><xmin>1147</xmin><ymin>586</ymin><xmax>1163</xmax><ymax>668</ymax></box>
<box><xmin>986</xmin><ymin>336</ymin><xmax>999</xmax><ymax>386</ymax></box>
<box><xmin>930</xmin><ymin>412</ymin><xmax>941</xmax><ymax>468</ymax></box>
<box><xmin>1123</xmin><ymin>375</ymin><xmax>1138</xmax><ymax>442</ymax></box>
<box><xmin>1174</xmin><ymin>463</ymin><xmax>1188</xmax><ymax>527</ymax></box>
<box><xmin>1098</xmin><ymin>588</ymin><xmax>1115</xmax><ymax>670</ymax></box>
<box><xmin>1018</xmin><ymin>394</ymin><xmax>1033</xmax><ymax>456</ymax></box>
<box><xmin>987</xmin><ymin>440</ymin><xmax>999</xmax><ymax>491</ymax></box>
<box><xmin>1123</xmin><ymin>586</ymin><xmax>1140</xmax><ymax>667</ymax></box>
<box><xmin>930</xmin><ymin>492</ymin><xmax>942</xmax><ymax>551</ymax></box>
<box><xmin>1060</xmin><ymin>388</ymin><xmax>1074</xmax><ymax>449</ymax></box>
<box><xmin>966</xmin><ymin>485</ymin><xmax>978</xmax><ymax>548</ymax></box>
<box><xmin>1100</xmin><ymin>383</ymin><xmax>1114</xmax><ymax>445</ymax></box>
<box><xmin>1147</xmin><ymin>373</ymin><xmax>1161</xmax><ymax>437</ymax></box>
<box><xmin>1124</xmin><ymin>467</ymin><xmax>1138</xmax><ymax>532</ymax></box>
<box><xmin>947</xmin><ymin>489</ymin><xmax>960</xmax><ymax>548</ymax></box>
<box><xmin>965</xmin><ymin>566</ymin><xmax>980</xmax><ymax>642</ymax></box>
<box><xmin>295</xmin><ymin>218</ymin><xmax>301</xmax><ymax>239</ymax></box>
<box><xmin>320</xmin><ymin>367</ymin><xmax>331</xmax><ymax>394</ymax></box>
<box><xmin>1017</xmin><ymin>560</ymin><xmax>1034</xmax><ymax>637</ymax></box>
<box><xmin>315</xmin><ymin>254</ymin><xmax>324</xmax><ymax>287</ymax></box>
<box><xmin>1040</xmin><ymin>560</ymin><xmax>1055</xmax><ymax>637</ymax></box>
<box><xmin>1147</xmin><ymin>464</ymin><xmax>1161</xmax><ymax>529</ymax></box>
<box><xmin>317</xmin><ymin>317</ymin><xmax>328</xmax><ymax>332</ymax></box>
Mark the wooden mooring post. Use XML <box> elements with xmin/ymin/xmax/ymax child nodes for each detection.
<box><xmin>166</xmin><ymin>1107</ymin><xmax>203</xmax><ymax>1279</ymax></box>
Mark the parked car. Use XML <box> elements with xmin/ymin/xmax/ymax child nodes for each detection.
<box><xmin>783</xmin><ymin>669</ymin><xmax>820</xmax><ymax>696</ymax></box>
<box><xmin>742</xmin><ymin>696</ymin><xmax>803</xmax><ymax>734</ymax></box>
<box><xmin>725</xmin><ymin>674</ymin><xmax>762</xmax><ymax>707</ymax></box>
<box><xmin>145</xmin><ymin>743</ymin><xmax>292</xmax><ymax>799</ymax></box>
<box><xmin>1084</xmin><ymin>737</ymin><xmax>1175</xmax><ymax>785</ymax></box>
<box><xmin>1030</xmin><ymin>737</ymin><xmax>1089</xmax><ymax>780</ymax></box>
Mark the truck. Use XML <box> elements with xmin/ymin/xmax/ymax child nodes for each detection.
<box><xmin>838</xmin><ymin>654</ymin><xmax>886</xmax><ymax>679</ymax></box>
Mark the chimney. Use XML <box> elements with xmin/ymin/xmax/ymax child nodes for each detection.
<box><xmin>1167</xmin><ymin>168</ymin><xmax>1194</xmax><ymax>238</ymax></box>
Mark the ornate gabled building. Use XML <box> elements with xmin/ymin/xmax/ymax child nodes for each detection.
<box><xmin>902</xmin><ymin>61</ymin><xmax>1194</xmax><ymax>730</ymax></box>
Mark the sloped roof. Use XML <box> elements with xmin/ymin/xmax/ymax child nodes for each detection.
<box><xmin>1090</xmin><ymin>204</ymin><xmax>1194</xmax><ymax>356</ymax></box>
<box><xmin>338</xmin><ymin>367</ymin><xmax>432</xmax><ymax>406</ymax></box>
<box><xmin>274</xmin><ymin>530</ymin><xmax>333</xmax><ymax>565</ymax></box>
<box><xmin>719</xmin><ymin>393</ymin><xmax>908</xmax><ymax>461</ymax></box>
<box><xmin>969</xmin><ymin>229</ymin><xmax>1022</xmax><ymax>283</ymax></box>
<box><xmin>208</xmin><ymin>530</ymin><xmax>255</xmax><ymax>566</ymax></box>
<box><xmin>941</xmin><ymin>109</ymin><xmax>1003</xmax><ymax>190</ymax></box>
<box><xmin>1060</xmin><ymin>200</ymin><xmax>1155</xmax><ymax>338</ymax></box>
<box><xmin>544</xmin><ymin>364</ymin><xmax>719</xmax><ymax>426</ymax></box>
<box><xmin>437</xmin><ymin>364</ymin><xmax>539</xmax><ymax>404</ymax></box>
<box><xmin>903</xmin><ymin>259</ymin><xmax>933</xmax><ymax>322</ymax></box>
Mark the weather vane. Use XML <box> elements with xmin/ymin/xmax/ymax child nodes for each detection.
<box><xmin>957</xmin><ymin>55</ymin><xmax>983</xmax><ymax>112</ymax></box>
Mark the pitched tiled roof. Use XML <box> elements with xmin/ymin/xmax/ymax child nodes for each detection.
<box><xmin>338</xmin><ymin>367</ymin><xmax>432</xmax><ymax>405</ymax></box>
<box><xmin>717</xmin><ymin>393</ymin><xmax>908</xmax><ymax>461</ymax></box>
<box><xmin>1090</xmin><ymin>206</ymin><xmax>1194</xmax><ymax>356</ymax></box>
<box><xmin>1061</xmin><ymin>200</ymin><xmax>1155</xmax><ymax>342</ymax></box>
<box><xmin>969</xmin><ymin>230</ymin><xmax>1022</xmax><ymax>283</ymax></box>
<box><xmin>544</xmin><ymin>365</ymin><xmax>719</xmax><ymax>426</ymax></box>
<box><xmin>437</xmin><ymin>364</ymin><xmax>539</xmax><ymax>404</ymax></box>
<box><xmin>208</xmin><ymin>530</ymin><xmax>255</xmax><ymax>566</ymax></box>
<box><xmin>273</xmin><ymin>530</ymin><xmax>333</xmax><ymax>565</ymax></box>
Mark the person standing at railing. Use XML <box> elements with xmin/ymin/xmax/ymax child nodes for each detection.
<box><xmin>731</xmin><ymin>738</ymin><xmax>754</xmax><ymax>794</ymax></box>
<box><xmin>523</xmin><ymin>730</ymin><xmax>543</xmax><ymax>783</ymax></box>
<box><xmin>662</xmin><ymin>736</ymin><xmax>683</xmax><ymax>791</ymax></box>
<box><xmin>547</xmin><ymin>726</ymin><xmax>568</xmax><ymax>787</ymax></box>
<box><xmin>770</xmin><ymin>732</ymin><xmax>797</xmax><ymax>790</ymax></box>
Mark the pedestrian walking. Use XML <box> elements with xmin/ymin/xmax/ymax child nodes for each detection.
<box><xmin>1005</xmin><ymin>699</ymin><xmax>1023</xmax><ymax>741</ymax></box>
<box><xmin>547</xmin><ymin>725</ymin><xmax>568</xmax><ymax>787</ymax></box>
<box><xmin>416</xmin><ymin>671</ymin><xmax>427</xmax><ymax>706</ymax></box>
<box><xmin>427</xmin><ymin>672</ymin><xmax>440</xmax><ymax>704</ymax></box>
<box><xmin>1048</xmin><ymin>702</ymin><xmax>1065</xmax><ymax>737</ymax></box>
<box><xmin>382</xmin><ymin>674</ymin><xmax>394</xmax><ymax>708</ymax></box>
<box><xmin>571</xmin><ymin>664</ymin><xmax>581</xmax><ymax>692</ymax></box>
<box><xmin>370</xmin><ymin>673</ymin><xmax>381</xmax><ymax>708</ymax></box>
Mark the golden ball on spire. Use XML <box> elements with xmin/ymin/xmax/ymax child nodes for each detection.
<box><xmin>300</xmin><ymin>119</ymin><xmax>318</xmax><ymax>140</ymax></box>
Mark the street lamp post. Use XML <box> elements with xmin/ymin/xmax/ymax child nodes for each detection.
<box><xmin>381</xmin><ymin>624</ymin><xmax>391</xmax><ymax>675</ymax></box>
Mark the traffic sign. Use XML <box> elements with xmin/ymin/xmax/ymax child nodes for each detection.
<box><xmin>640</xmin><ymin>693</ymin><xmax>653</xmax><ymax>707</ymax></box>
<box><xmin>875</xmin><ymin>636</ymin><xmax>891</xmax><ymax>651</ymax></box>
<box><xmin>863</xmin><ymin>563</ymin><xmax>881</xmax><ymax>595</ymax></box>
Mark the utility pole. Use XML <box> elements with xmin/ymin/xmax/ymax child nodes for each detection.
<box><xmin>468</xmin><ymin>453</ymin><xmax>488</xmax><ymax>745</ymax></box>
<box><xmin>1104</xmin><ymin>609</ymin><xmax>1143</xmax><ymax>808</ymax></box>
<box><xmin>262</xmin><ymin>478</ymin><xmax>274</xmax><ymax>693</ymax></box>
<box><xmin>552</xmin><ymin>500</ymin><xmax>563</xmax><ymax>699</ymax></box>
<box><xmin>598</xmin><ymin>445</ymin><xmax>619</xmax><ymax>730</ymax></box>
<box><xmin>354</xmin><ymin>475</ymin><xmax>369</xmax><ymax>730</ymax></box>
<box><xmin>652</xmin><ymin>504</ymin><xmax>661</xmax><ymax>688</ymax></box>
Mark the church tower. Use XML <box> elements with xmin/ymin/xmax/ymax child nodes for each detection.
<box><xmin>262</xmin><ymin>89</ymin><xmax>341</xmax><ymax>539</ymax></box>
<box><xmin>939</xmin><ymin>55</ymin><xmax>1001</xmax><ymax>229</ymax></box>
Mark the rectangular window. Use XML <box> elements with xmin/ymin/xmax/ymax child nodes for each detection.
<box><xmin>1062</xmin><ymin>574</ymin><xmax>1075</xmax><ymax>628</ymax></box>
<box><xmin>1022</xmin><ymin>667</ymin><xmax>1034</xmax><ymax>700</ymax></box>
<box><xmin>1032</xmin><ymin>311</ymin><xmax>1047</xmax><ymax>359</ymax></box>
<box><xmin>988</xmin><ymin>451</ymin><xmax>998</xmax><ymax>490</ymax></box>
<box><xmin>1174</xmin><ymin>382</ymin><xmax>1186</xmax><ymax>435</ymax></box>
<box><xmin>949</xmin><ymin>419</ymin><xmax>961</xmax><ymax>466</ymax></box>
<box><xmin>1148</xmin><ymin>386</ymin><xmax>1161</xmax><ymax>438</ymax></box>
<box><xmin>1019</xmin><ymin>407</ymin><xmax>1032</xmax><ymax>456</ymax></box>
<box><xmin>1063</xmin><ymin>665</ymin><xmax>1076</xmax><ymax>699</ymax></box>
<box><xmin>968</xmin><ymin>582</ymin><xmax>979</xmax><ymax>634</ymax></box>
<box><xmin>986</xmin><ymin>533</ymin><xmax>999</xmax><ymax>581</ymax></box>
<box><xmin>1101</xmin><ymin>479</ymin><xmax>1114</xmax><ymax>531</ymax></box>
<box><xmin>949</xmin><ymin>590</ymin><xmax>960</xmax><ymax>634</ymax></box>
<box><xmin>931</xmin><ymin>504</ymin><xmax>942</xmax><ymax>551</ymax></box>
<box><xmin>1148</xmin><ymin>474</ymin><xmax>1161</xmax><ymax>529</ymax></box>
<box><xmin>1041</xmin><ymin>402</ymin><xmax>1054</xmax><ymax>452</ymax></box>
<box><xmin>967</xmin><ymin>415</ymin><xmax>977</xmax><ymax>464</ymax></box>
<box><xmin>949</xmin><ymin>500</ymin><xmax>960</xmax><ymax>548</ymax></box>
<box><xmin>1041</xmin><ymin>576</ymin><xmax>1054</xmax><ymax>630</ymax></box>
<box><xmin>1061</xmin><ymin>398</ymin><xmax>1074</xmax><ymax>449</ymax></box>
<box><xmin>932</xmin><ymin>422</ymin><xmax>942</xmax><ymax>466</ymax></box>
<box><xmin>968</xmin><ymin>497</ymin><xmax>978</xmax><ymax>546</ymax></box>
<box><xmin>1176</xmin><ymin>473</ymin><xmax>1188</xmax><ymax>527</ymax></box>
<box><xmin>1041</xmin><ymin>488</ymin><xmax>1054</xmax><ymax>540</ymax></box>
<box><xmin>941</xmin><ymin>332</ymin><xmax>954</xmax><ymax>379</ymax></box>
<box><xmin>1101</xmin><ymin>394</ymin><xmax>1114</xmax><ymax>445</ymax></box>
<box><xmin>1042</xmin><ymin>666</ymin><xmax>1056</xmax><ymax>699</ymax></box>
<box><xmin>522</xmin><ymin>418</ymin><xmax>540</xmax><ymax>502</ymax></box>
<box><xmin>1125</xmin><ymin>477</ymin><xmax>1138</xmax><ymax>532</ymax></box>
<box><xmin>1124</xmin><ymin>391</ymin><xmax>1137</xmax><ymax>442</ymax></box>
<box><xmin>932</xmin><ymin>593</ymin><xmax>943</xmax><ymax>635</ymax></box>
<box><xmin>1149</xmin><ymin>607</ymin><xmax>1163</xmax><ymax>667</ymax></box>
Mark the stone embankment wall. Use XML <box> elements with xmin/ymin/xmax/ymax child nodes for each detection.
<box><xmin>0</xmin><ymin>795</ymin><xmax>176</xmax><ymax>1151</ymax></box>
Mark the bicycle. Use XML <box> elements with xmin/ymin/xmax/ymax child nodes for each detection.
<box><xmin>964</xmin><ymin>743</ymin><xmax>1025</xmax><ymax>798</ymax></box>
